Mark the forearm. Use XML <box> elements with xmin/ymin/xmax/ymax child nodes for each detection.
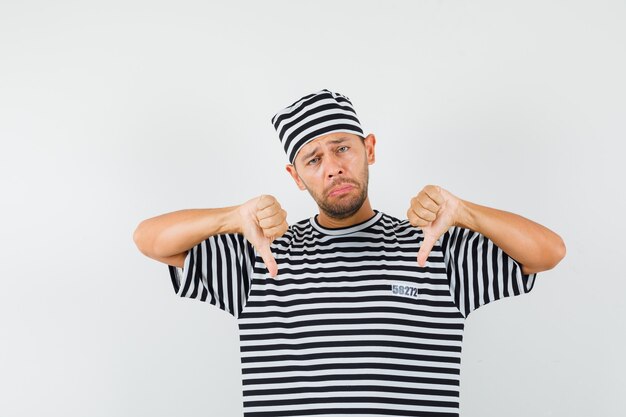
<box><xmin>454</xmin><ymin>199</ymin><xmax>566</xmax><ymax>274</ymax></box>
<box><xmin>133</xmin><ymin>205</ymin><xmax>242</xmax><ymax>258</ymax></box>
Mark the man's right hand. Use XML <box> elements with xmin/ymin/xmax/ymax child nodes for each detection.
<box><xmin>237</xmin><ymin>195</ymin><xmax>289</xmax><ymax>278</ymax></box>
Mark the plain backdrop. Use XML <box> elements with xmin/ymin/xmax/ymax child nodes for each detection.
<box><xmin>1</xmin><ymin>1</ymin><xmax>624</xmax><ymax>416</ymax></box>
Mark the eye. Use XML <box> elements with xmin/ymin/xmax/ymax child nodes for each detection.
<box><xmin>307</xmin><ymin>146</ymin><xmax>349</xmax><ymax>165</ymax></box>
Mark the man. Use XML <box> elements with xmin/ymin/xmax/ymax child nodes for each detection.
<box><xmin>134</xmin><ymin>89</ymin><xmax>565</xmax><ymax>416</ymax></box>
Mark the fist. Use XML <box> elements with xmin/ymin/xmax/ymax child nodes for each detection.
<box><xmin>238</xmin><ymin>194</ymin><xmax>288</xmax><ymax>278</ymax></box>
<box><xmin>407</xmin><ymin>185</ymin><xmax>461</xmax><ymax>267</ymax></box>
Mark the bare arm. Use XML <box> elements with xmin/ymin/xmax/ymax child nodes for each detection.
<box><xmin>133</xmin><ymin>205</ymin><xmax>242</xmax><ymax>268</ymax></box>
<box><xmin>455</xmin><ymin>199</ymin><xmax>566</xmax><ymax>275</ymax></box>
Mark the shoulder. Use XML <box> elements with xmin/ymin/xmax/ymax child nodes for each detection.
<box><xmin>270</xmin><ymin>216</ymin><xmax>312</xmax><ymax>248</ymax></box>
<box><xmin>377</xmin><ymin>211</ymin><xmax>421</xmax><ymax>234</ymax></box>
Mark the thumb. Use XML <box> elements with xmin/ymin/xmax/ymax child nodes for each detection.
<box><xmin>417</xmin><ymin>229</ymin><xmax>438</xmax><ymax>267</ymax></box>
<box><xmin>257</xmin><ymin>240</ymin><xmax>278</xmax><ymax>278</ymax></box>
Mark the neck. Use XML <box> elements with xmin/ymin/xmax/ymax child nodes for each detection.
<box><xmin>316</xmin><ymin>199</ymin><xmax>375</xmax><ymax>229</ymax></box>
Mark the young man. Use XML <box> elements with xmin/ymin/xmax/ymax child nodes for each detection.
<box><xmin>134</xmin><ymin>89</ymin><xmax>565</xmax><ymax>417</ymax></box>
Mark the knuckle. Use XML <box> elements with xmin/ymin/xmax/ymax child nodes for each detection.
<box><xmin>256</xmin><ymin>195</ymin><xmax>267</xmax><ymax>210</ymax></box>
<box><xmin>261</xmin><ymin>194</ymin><xmax>275</xmax><ymax>206</ymax></box>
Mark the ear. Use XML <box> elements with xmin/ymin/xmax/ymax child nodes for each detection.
<box><xmin>285</xmin><ymin>164</ymin><xmax>307</xmax><ymax>190</ymax></box>
<box><xmin>364</xmin><ymin>133</ymin><xmax>376</xmax><ymax>164</ymax></box>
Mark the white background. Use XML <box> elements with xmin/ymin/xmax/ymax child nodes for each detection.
<box><xmin>1</xmin><ymin>1</ymin><xmax>624</xmax><ymax>416</ymax></box>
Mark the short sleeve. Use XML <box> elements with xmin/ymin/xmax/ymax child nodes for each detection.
<box><xmin>167</xmin><ymin>233</ymin><xmax>256</xmax><ymax>319</ymax></box>
<box><xmin>440</xmin><ymin>226</ymin><xmax>538</xmax><ymax>319</ymax></box>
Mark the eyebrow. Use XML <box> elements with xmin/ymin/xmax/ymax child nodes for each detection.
<box><xmin>300</xmin><ymin>137</ymin><xmax>349</xmax><ymax>162</ymax></box>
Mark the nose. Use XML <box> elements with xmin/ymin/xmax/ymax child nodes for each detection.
<box><xmin>325</xmin><ymin>154</ymin><xmax>344</xmax><ymax>178</ymax></box>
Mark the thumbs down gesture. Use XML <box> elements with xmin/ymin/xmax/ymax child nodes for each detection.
<box><xmin>407</xmin><ymin>185</ymin><xmax>463</xmax><ymax>267</ymax></box>
<box><xmin>238</xmin><ymin>194</ymin><xmax>289</xmax><ymax>278</ymax></box>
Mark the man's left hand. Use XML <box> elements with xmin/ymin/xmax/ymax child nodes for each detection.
<box><xmin>407</xmin><ymin>185</ymin><xmax>463</xmax><ymax>267</ymax></box>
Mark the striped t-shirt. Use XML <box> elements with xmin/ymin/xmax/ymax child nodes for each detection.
<box><xmin>167</xmin><ymin>209</ymin><xmax>538</xmax><ymax>417</ymax></box>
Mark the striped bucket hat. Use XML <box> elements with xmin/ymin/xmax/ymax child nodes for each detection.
<box><xmin>271</xmin><ymin>89</ymin><xmax>366</xmax><ymax>165</ymax></box>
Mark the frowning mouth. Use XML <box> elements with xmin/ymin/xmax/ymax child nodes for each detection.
<box><xmin>328</xmin><ymin>184</ymin><xmax>354</xmax><ymax>196</ymax></box>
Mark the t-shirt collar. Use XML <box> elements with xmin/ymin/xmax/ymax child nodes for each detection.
<box><xmin>310</xmin><ymin>209</ymin><xmax>383</xmax><ymax>236</ymax></box>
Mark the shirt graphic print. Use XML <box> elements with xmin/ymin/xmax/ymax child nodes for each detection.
<box><xmin>167</xmin><ymin>209</ymin><xmax>538</xmax><ymax>417</ymax></box>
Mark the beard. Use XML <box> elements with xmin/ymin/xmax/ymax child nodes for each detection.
<box><xmin>318</xmin><ymin>182</ymin><xmax>368</xmax><ymax>219</ymax></box>
<box><xmin>302</xmin><ymin>162</ymin><xmax>369</xmax><ymax>220</ymax></box>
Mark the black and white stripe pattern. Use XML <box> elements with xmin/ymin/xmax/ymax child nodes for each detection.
<box><xmin>167</xmin><ymin>210</ymin><xmax>538</xmax><ymax>416</ymax></box>
<box><xmin>168</xmin><ymin>233</ymin><xmax>256</xmax><ymax>318</ymax></box>
<box><xmin>440</xmin><ymin>226</ymin><xmax>537</xmax><ymax>319</ymax></box>
<box><xmin>271</xmin><ymin>89</ymin><xmax>366</xmax><ymax>164</ymax></box>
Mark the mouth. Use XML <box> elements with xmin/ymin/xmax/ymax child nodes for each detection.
<box><xmin>328</xmin><ymin>183</ymin><xmax>354</xmax><ymax>196</ymax></box>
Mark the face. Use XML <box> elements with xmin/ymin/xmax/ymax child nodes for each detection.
<box><xmin>286</xmin><ymin>132</ymin><xmax>376</xmax><ymax>220</ymax></box>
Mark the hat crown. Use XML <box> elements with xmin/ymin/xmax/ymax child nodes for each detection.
<box><xmin>271</xmin><ymin>89</ymin><xmax>365</xmax><ymax>165</ymax></box>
